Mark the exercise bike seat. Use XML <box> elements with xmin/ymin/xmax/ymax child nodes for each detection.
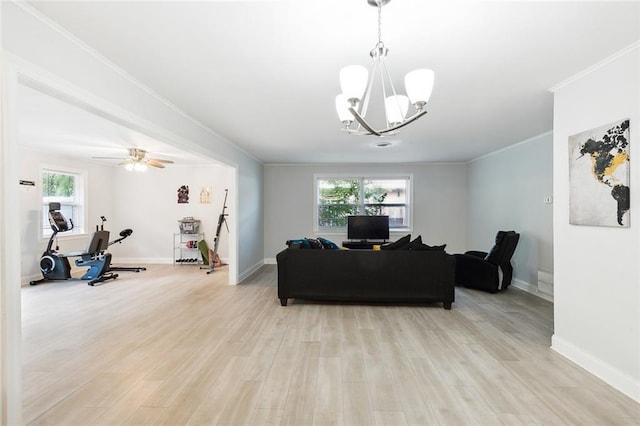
<box><xmin>66</xmin><ymin>230</ymin><xmax>110</xmax><ymax>257</ymax></box>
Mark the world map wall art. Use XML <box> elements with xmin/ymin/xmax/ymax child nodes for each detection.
<box><xmin>569</xmin><ymin>118</ymin><xmax>630</xmax><ymax>227</ymax></box>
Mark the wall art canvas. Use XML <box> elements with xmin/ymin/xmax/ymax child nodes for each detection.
<box><xmin>199</xmin><ymin>187</ymin><xmax>211</xmax><ymax>204</ymax></box>
<box><xmin>569</xmin><ymin>118</ymin><xmax>630</xmax><ymax>227</ymax></box>
<box><xmin>177</xmin><ymin>185</ymin><xmax>190</xmax><ymax>204</ymax></box>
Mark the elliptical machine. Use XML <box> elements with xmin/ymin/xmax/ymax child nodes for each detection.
<box><xmin>30</xmin><ymin>203</ymin><xmax>118</xmax><ymax>286</ymax></box>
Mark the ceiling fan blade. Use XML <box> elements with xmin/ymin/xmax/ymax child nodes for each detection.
<box><xmin>93</xmin><ymin>148</ymin><xmax>172</xmax><ymax>170</ymax></box>
<box><xmin>146</xmin><ymin>160</ymin><xmax>166</xmax><ymax>168</ymax></box>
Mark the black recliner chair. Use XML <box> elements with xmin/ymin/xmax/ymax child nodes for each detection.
<box><xmin>454</xmin><ymin>231</ymin><xmax>520</xmax><ymax>293</ymax></box>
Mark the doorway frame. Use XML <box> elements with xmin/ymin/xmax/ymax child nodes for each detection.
<box><xmin>1</xmin><ymin>54</ymin><xmax>240</xmax><ymax>423</ymax></box>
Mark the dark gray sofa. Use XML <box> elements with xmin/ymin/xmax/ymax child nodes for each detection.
<box><xmin>276</xmin><ymin>248</ymin><xmax>455</xmax><ymax>309</ymax></box>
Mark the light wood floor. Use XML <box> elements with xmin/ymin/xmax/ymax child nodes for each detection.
<box><xmin>22</xmin><ymin>264</ymin><xmax>640</xmax><ymax>425</ymax></box>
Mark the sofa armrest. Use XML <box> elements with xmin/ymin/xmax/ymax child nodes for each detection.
<box><xmin>464</xmin><ymin>250</ymin><xmax>488</xmax><ymax>259</ymax></box>
<box><xmin>276</xmin><ymin>249</ymin><xmax>289</xmax><ymax>305</ymax></box>
<box><xmin>454</xmin><ymin>253</ymin><xmax>499</xmax><ymax>293</ymax></box>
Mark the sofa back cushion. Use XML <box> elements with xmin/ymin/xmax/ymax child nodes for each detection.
<box><xmin>380</xmin><ymin>234</ymin><xmax>411</xmax><ymax>250</ymax></box>
<box><xmin>409</xmin><ymin>235</ymin><xmax>446</xmax><ymax>251</ymax></box>
<box><xmin>484</xmin><ymin>231</ymin><xmax>519</xmax><ymax>264</ymax></box>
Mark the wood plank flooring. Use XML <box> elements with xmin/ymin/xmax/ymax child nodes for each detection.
<box><xmin>22</xmin><ymin>264</ymin><xmax>640</xmax><ymax>425</ymax></box>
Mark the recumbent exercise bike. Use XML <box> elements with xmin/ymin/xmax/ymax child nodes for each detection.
<box><xmin>96</xmin><ymin>215</ymin><xmax>146</xmax><ymax>273</ymax></box>
<box><xmin>30</xmin><ymin>203</ymin><xmax>118</xmax><ymax>286</ymax></box>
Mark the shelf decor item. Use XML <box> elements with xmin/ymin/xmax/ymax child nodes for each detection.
<box><xmin>173</xmin><ymin>232</ymin><xmax>205</xmax><ymax>265</ymax></box>
<box><xmin>178</xmin><ymin>217</ymin><xmax>201</xmax><ymax>234</ymax></box>
<box><xmin>569</xmin><ymin>118</ymin><xmax>630</xmax><ymax>227</ymax></box>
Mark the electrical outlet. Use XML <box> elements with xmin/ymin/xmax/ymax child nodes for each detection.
<box><xmin>543</xmin><ymin>196</ymin><xmax>553</xmax><ymax>204</ymax></box>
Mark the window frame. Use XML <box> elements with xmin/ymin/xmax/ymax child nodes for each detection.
<box><xmin>313</xmin><ymin>173</ymin><xmax>413</xmax><ymax>234</ymax></box>
<box><xmin>40</xmin><ymin>165</ymin><xmax>87</xmax><ymax>239</ymax></box>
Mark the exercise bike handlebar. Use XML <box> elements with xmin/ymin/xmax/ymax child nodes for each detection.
<box><xmin>108</xmin><ymin>228</ymin><xmax>133</xmax><ymax>246</ymax></box>
<box><xmin>45</xmin><ymin>218</ymin><xmax>74</xmax><ymax>253</ymax></box>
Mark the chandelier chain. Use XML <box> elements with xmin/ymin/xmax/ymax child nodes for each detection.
<box><xmin>377</xmin><ymin>1</ymin><xmax>383</xmax><ymax>46</ymax></box>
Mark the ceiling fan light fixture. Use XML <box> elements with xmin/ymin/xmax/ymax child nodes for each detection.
<box><xmin>95</xmin><ymin>147</ymin><xmax>174</xmax><ymax>170</ymax></box>
<box><xmin>133</xmin><ymin>162</ymin><xmax>148</xmax><ymax>172</ymax></box>
<box><xmin>336</xmin><ymin>0</ymin><xmax>433</xmax><ymax>136</ymax></box>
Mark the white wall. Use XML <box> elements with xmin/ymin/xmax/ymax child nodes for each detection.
<box><xmin>264</xmin><ymin>163</ymin><xmax>467</xmax><ymax>261</ymax></box>
<box><xmin>551</xmin><ymin>45</ymin><xmax>639</xmax><ymax>401</ymax></box>
<box><xmin>18</xmin><ymin>147</ymin><xmax>232</xmax><ymax>281</ymax></box>
<box><xmin>466</xmin><ymin>132</ymin><xmax>554</xmax><ymax>293</ymax></box>
<box><xmin>111</xmin><ymin>164</ymin><xmax>232</xmax><ymax>263</ymax></box>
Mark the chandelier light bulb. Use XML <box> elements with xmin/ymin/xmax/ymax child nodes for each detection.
<box><xmin>385</xmin><ymin>95</ymin><xmax>409</xmax><ymax>125</ymax></box>
<box><xmin>335</xmin><ymin>94</ymin><xmax>353</xmax><ymax>125</ymax></box>
<box><xmin>339</xmin><ymin>65</ymin><xmax>368</xmax><ymax>103</ymax></box>
<box><xmin>405</xmin><ymin>68</ymin><xmax>434</xmax><ymax>108</ymax></box>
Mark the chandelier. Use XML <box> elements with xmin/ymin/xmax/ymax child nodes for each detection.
<box><xmin>336</xmin><ymin>0</ymin><xmax>434</xmax><ymax>136</ymax></box>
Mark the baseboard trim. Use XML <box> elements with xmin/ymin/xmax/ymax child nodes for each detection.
<box><xmin>238</xmin><ymin>260</ymin><xmax>264</xmax><ymax>283</ymax></box>
<box><xmin>511</xmin><ymin>278</ymin><xmax>553</xmax><ymax>302</ymax></box>
<box><xmin>22</xmin><ymin>273</ymin><xmax>43</xmax><ymax>287</ymax></box>
<box><xmin>551</xmin><ymin>334</ymin><xmax>640</xmax><ymax>403</ymax></box>
<box><xmin>113</xmin><ymin>257</ymin><xmax>173</xmax><ymax>264</ymax></box>
<box><xmin>264</xmin><ymin>258</ymin><xmax>277</xmax><ymax>265</ymax></box>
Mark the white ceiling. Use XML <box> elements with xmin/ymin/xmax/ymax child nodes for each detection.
<box><xmin>17</xmin><ymin>83</ymin><xmax>217</xmax><ymax>167</ymax></box>
<box><xmin>19</xmin><ymin>0</ymin><xmax>640</xmax><ymax>164</ymax></box>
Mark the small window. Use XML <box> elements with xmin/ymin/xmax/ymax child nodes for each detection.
<box><xmin>315</xmin><ymin>176</ymin><xmax>411</xmax><ymax>231</ymax></box>
<box><xmin>41</xmin><ymin>168</ymin><xmax>86</xmax><ymax>237</ymax></box>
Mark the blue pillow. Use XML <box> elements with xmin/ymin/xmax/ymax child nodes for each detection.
<box><xmin>286</xmin><ymin>239</ymin><xmax>312</xmax><ymax>249</ymax></box>
<box><xmin>305</xmin><ymin>238</ymin><xmax>323</xmax><ymax>249</ymax></box>
<box><xmin>317</xmin><ymin>237</ymin><xmax>339</xmax><ymax>249</ymax></box>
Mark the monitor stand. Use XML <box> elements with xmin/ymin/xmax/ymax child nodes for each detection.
<box><xmin>342</xmin><ymin>240</ymin><xmax>386</xmax><ymax>249</ymax></box>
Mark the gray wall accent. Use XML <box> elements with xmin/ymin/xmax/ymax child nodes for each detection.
<box><xmin>264</xmin><ymin>163</ymin><xmax>467</xmax><ymax>260</ymax></box>
<box><xmin>238</xmin><ymin>159</ymin><xmax>264</xmax><ymax>279</ymax></box>
<box><xmin>466</xmin><ymin>132</ymin><xmax>554</xmax><ymax>286</ymax></box>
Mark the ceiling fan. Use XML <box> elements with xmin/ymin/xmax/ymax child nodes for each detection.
<box><xmin>93</xmin><ymin>148</ymin><xmax>174</xmax><ymax>171</ymax></box>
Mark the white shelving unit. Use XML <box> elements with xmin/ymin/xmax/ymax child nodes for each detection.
<box><xmin>173</xmin><ymin>232</ymin><xmax>205</xmax><ymax>265</ymax></box>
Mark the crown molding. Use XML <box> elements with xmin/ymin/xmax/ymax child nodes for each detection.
<box><xmin>468</xmin><ymin>131</ymin><xmax>553</xmax><ymax>164</ymax></box>
<box><xmin>549</xmin><ymin>40</ymin><xmax>640</xmax><ymax>93</ymax></box>
<box><xmin>263</xmin><ymin>161</ymin><xmax>467</xmax><ymax>167</ymax></box>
